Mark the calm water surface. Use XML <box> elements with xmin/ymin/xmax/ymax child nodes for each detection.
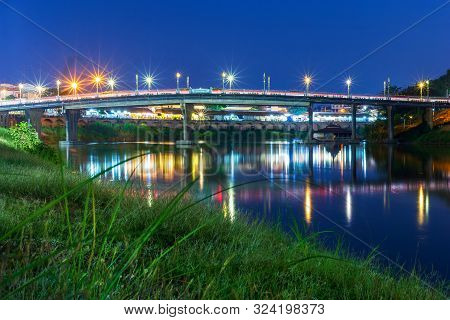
<box><xmin>62</xmin><ymin>142</ymin><xmax>450</xmax><ymax>278</ymax></box>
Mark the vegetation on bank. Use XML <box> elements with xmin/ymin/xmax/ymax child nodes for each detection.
<box><xmin>42</xmin><ymin>121</ymin><xmax>305</xmax><ymax>144</ymax></box>
<box><xmin>363</xmin><ymin>119</ymin><xmax>450</xmax><ymax>145</ymax></box>
<box><xmin>0</xmin><ymin>126</ymin><xmax>447</xmax><ymax>299</ymax></box>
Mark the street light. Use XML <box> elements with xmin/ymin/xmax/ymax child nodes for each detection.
<box><xmin>227</xmin><ymin>74</ymin><xmax>235</xmax><ymax>89</ymax></box>
<box><xmin>418</xmin><ymin>81</ymin><xmax>425</xmax><ymax>99</ymax></box>
<box><xmin>222</xmin><ymin>72</ymin><xmax>227</xmax><ymax>92</ymax></box>
<box><xmin>18</xmin><ymin>83</ymin><xmax>24</xmax><ymax>99</ymax></box>
<box><xmin>56</xmin><ymin>80</ymin><xmax>61</xmax><ymax>98</ymax></box>
<box><xmin>36</xmin><ymin>85</ymin><xmax>45</xmax><ymax>98</ymax></box>
<box><xmin>176</xmin><ymin>72</ymin><xmax>181</xmax><ymax>93</ymax></box>
<box><xmin>107</xmin><ymin>78</ymin><xmax>116</xmax><ymax>92</ymax></box>
<box><xmin>303</xmin><ymin>75</ymin><xmax>312</xmax><ymax>96</ymax></box>
<box><xmin>263</xmin><ymin>73</ymin><xmax>266</xmax><ymax>93</ymax></box>
<box><xmin>346</xmin><ymin>77</ymin><xmax>352</xmax><ymax>97</ymax></box>
<box><xmin>94</xmin><ymin>76</ymin><xmax>102</xmax><ymax>94</ymax></box>
<box><xmin>145</xmin><ymin>76</ymin><xmax>154</xmax><ymax>91</ymax></box>
<box><xmin>71</xmin><ymin>82</ymin><xmax>78</xmax><ymax>97</ymax></box>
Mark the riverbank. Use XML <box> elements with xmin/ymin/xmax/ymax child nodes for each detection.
<box><xmin>41</xmin><ymin>122</ymin><xmax>305</xmax><ymax>144</ymax></box>
<box><xmin>363</xmin><ymin>120</ymin><xmax>450</xmax><ymax>145</ymax></box>
<box><xmin>0</xmin><ymin>127</ymin><xmax>446</xmax><ymax>299</ymax></box>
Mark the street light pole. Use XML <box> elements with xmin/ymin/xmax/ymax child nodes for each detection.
<box><xmin>387</xmin><ymin>77</ymin><xmax>390</xmax><ymax>98</ymax></box>
<box><xmin>186</xmin><ymin>76</ymin><xmax>190</xmax><ymax>89</ymax></box>
<box><xmin>418</xmin><ymin>82</ymin><xmax>424</xmax><ymax>99</ymax></box>
<box><xmin>222</xmin><ymin>72</ymin><xmax>226</xmax><ymax>92</ymax></box>
<box><xmin>108</xmin><ymin>78</ymin><xmax>115</xmax><ymax>93</ymax></box>
<box><xmin>136</xmin><ymin>74</ymin><xmax>139</xmax><ymax>94</ymax></box>
<box><xmin>346</xmin><ymin>78</ymin><xmax>352</xmax><ymax>98</ymax></box>
<box><xmin>145</xmin><ymin>76</ymin><xmax>153</xmax><ymax>92</ymax></box>
<box><xmin>56</xmin><ymin>80</ymin><xmax>61</xmax><ymax>98</ymax></box>
<box><xmin>267</xmin><ymin>76</ymin><xmax>271</xmax><ymax>93</ymax></box>
<box><xmin>227</xmin><ymin>74</ymin><xmax>234</xmax><ymax>89</ymax></box>
<box><xmin>426</xmin><ymin>80</ymin><xmax>430</xmax><ymax>100</ymax></box>
<box><xmin>176</xmin><ymin>72</ymin><xmax>181</xmax><ymax>93</ymax></box>
<box><xmin>18</xmin><ymin>83</ymin><xmax>24</xmax><ymax>100</ymax></box>
<box><xmin>94</xmin><ymin>77</ymin><xmax>101</xmax><ymax>95</ymax></box>
<box><xmin>72</xmin><ymin>83</ymin><xmax>77</xmax><ymax>97</ymax></box>
<box><xmin>263</xmin><ymin>73</ymin><xmax>266</xmax><ymax>93</ymax></box>
<box><xmin>304</xmin><ymin>75</ymin><xmax>311</xmax><ymax>96</ymax></box>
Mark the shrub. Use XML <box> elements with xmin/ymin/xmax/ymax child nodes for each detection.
<box><xmin>9</xmin><ymin>122</ymin><xmax>41</xmax><ymax>152</ymax></box>
<box><xmin>8</xmin><ymin>122</ymin><xmax>59</xmax><ymax>163</ymax></box>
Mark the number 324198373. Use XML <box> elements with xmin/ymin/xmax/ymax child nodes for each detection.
<box><xmin>253</xmin><ymin>303</ymin><xmax>325</xmax><ymax>315</ymax></box>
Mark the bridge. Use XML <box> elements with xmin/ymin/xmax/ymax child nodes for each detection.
<box><xmin>1</xmin><ymin>88</ymin><xmax>449</xmax><ymax>144</ymax></box>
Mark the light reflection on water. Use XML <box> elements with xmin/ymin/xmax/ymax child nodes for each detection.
<box><xmin>63</xmin><ymin>142</ymin><xmax>450</xmax><ymax>278</ymax></box>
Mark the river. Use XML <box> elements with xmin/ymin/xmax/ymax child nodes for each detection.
<box><xmin>62</xmin><ymin>142</ymin><xmax>450</xmax><ymax>279</ymax></box>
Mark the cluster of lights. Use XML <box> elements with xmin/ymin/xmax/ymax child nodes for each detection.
<box><xmin>17</xmin><ymin>69</ymin><xmax>439</xmax><ymax>101</ymax></box>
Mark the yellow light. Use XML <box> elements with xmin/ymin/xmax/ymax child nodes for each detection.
<box><xmin>71</xmin><ymin>82</ymin><xmax>78</xmax><ymax>90</ymax></box>
<box><xmin>176</xmin><ymin>72</ymin><xmax>181</xmax><ymax>79</ymax></box>
<box><xmin>303</xmin><ymin>75</ymin><xmax>312</xmax><ymax>85</ymax></box>
<box><xmin>94</xmin><ymin>76</ymin><xmax>102</xmax><ymax>84</ymax></box>
<box><xmin>418</xmin><ymin>81</ymin><xmax>425</xmax><ymax>89</ymax></box>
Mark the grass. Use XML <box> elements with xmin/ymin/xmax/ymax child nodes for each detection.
<box><xmin>0</xmin><ymin>127</ymin><xmax>447</xmax><ymax>299</ymax></box>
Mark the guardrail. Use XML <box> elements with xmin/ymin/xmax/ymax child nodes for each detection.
<box><xmin>1</xmin><ymin>89</ymin><xmax>449</xmax><ymax>107</ymax></box>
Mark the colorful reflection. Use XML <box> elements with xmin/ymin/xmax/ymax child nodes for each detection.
<box><xmin>64</xmin><ymin>142</ymin><xmax>450</xmax><ymax>277</ymax></box>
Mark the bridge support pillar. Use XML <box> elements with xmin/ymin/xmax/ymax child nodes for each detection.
<box><xmin>351</xmin><ymin>144</ymin><xmax>357</xmax><ymax>183</ymax></box>
<box><xmin>177</xmin><ymin>102</ymin><xmax>194</xmax><ymax>145</ymax></box>
<box><xmin>351</xmin><ymin>105</ymin><xmax>359</xmax><ymax>143</ymax></box>
<box><xmin>0</xmin><ymin>112</ymin><xmax>10</xmax><ymax>128</ymax></box>
<box><xmin>65</xmin><ymin>109</ymin><xmax>80</xmax><ymax>144</ymax></box>
<box><xmin>25</xmin><ymin>109</ymin><xmax>44</xmax><ymax>137</ymax></box>
<box><xmin>423</xmin><ymin>107</ymin><xmax>434</xmax><ymax>130</ymax></box>
<box><xmin>386</xmin><ymin>105</ymin><xmax>396</xmax><ymax>144</ymax></box>
<box><xmin>306</xmin><ymin>103</ymin><xmax>314</xmax><ymax>143</ymax></box>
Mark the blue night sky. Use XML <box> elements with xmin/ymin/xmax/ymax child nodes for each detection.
<box><xmin>1</xmin><ymin>0</ymin><xmax>449</xmax><ymax>93</ymax></box>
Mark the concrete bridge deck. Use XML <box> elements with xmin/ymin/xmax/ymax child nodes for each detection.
<box><xmin>1</xmin><ymin>89</ymin><xmax>449</xmax><ymax>112</ymax></box>
<box><xmin>1</xmin><ymin>89</ymin><xmax>449</xmax><ymax>144</ymax></box>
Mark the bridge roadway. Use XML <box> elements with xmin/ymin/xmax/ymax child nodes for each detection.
<box><xmin>1</xmin><ymin>89</ymin><xmax>449</xmax><ymax>143</ymax></box>
<box><xmin>1</xmin><ymin>89</ymin><xmax>450</xmax><ymax>110</ymax></box>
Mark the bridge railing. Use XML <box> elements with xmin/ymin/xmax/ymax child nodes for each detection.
<box><xmin>1</xmin><ymin>89</ymin><xmax>449</xmax><ymax>107</ymax></box>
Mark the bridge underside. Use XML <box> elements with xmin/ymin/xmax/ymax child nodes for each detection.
<box><xmin>0</xmin><ymin>94</ymin><xmax>443</xmax><ymax>144</ymax></box>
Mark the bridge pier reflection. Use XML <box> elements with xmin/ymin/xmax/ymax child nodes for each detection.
<box><xmin>351</xmin><ymin>104</ymin><xmax>358</xmax><ymax>143</ymax></box>
<box><xmin>351</xmin><ymin>144</ymin><xmax>357</xmax><ymax>183</ymax></box>
<box><xmin>308</xmin><ymin>144</ymin><xmax>314</xmax><ymax>176</ymax></box>
<box><xmin>386</xmin><ymin>105</ymin><xmax>395</xmax><ymax>143</ymax></box>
